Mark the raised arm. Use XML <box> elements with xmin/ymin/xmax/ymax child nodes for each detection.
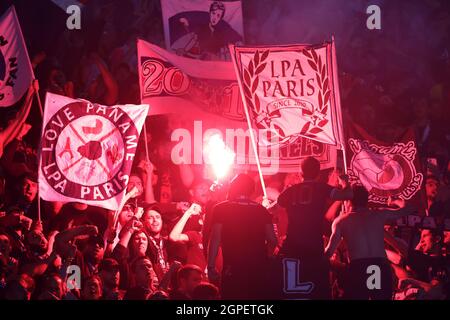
<box><xmin>54</xmin><ymin>225</ymin><xmax>98</xmax><ymax>258</ymax></box>
<box><xmin>330</xmin><ymin>175</ymin><xmax>353</xmax><ymax>201</ymax></box>
<box><xmin>380</xmin><ymin>198</ymin><xmax>415</xmax><ymax>220</ymax></box>
<box><xmin>139</xmin><ymin>160</ymin><xmax>156</xmax><ymax>204</ymax></box>
<box><xmin>324</xmin><ymin>217</ymin><xmax>343</xmax><ymax>259</ymax></box>
<box><xmin>117</xmin><ymin>218</ymin><xmax>143</xmax><ymax>249</ymax></box>
<box><xmin>55</xmin><ymin>225</ymin><xmax>98</xmax><ymax>245</ymax></box>
<box><xmin>92</xmin><ymin>53</ymin><xmax>118</xmax><ymax>105</ymax></box>
<box><xmin>169</xmin><ymin>203</ymin><xmax>201</xmax><ymax>243</ymax></box>
<box><xmin>104</xmin><ymin>225</ymin><xmax>118</xmax><ymax>257</ymax></box>
<box><xmin>0</xmin><ymin>80</ymin><xmax>36</xmax><ymax>157</ymax></box>
<box><xmin>325</xmin><ymin>200</ymin><xmax>343</xmax><ymax>222</ymax></box>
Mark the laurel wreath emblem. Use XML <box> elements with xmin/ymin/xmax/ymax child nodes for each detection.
<box><xmin>241</xmin><ymin>49</ymin><xmax>270</xmax><ymax>125</ymax></box>
<box><xmin>300</xmin><ymin>48</ymin><xmax>331</xmax><ymax>137</ymax></box>
<box><xmin>241</xmin><ymin>47</ymin><xmax>331</xmax><ymax>139</ymax></box>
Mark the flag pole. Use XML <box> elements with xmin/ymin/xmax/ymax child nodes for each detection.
<box><xmin>330</xmin><ymin>35</ymin><xmax>348</xmax><ymax>174</ymax></box>
<box><xmin>12</xmin><ymin>6</ymin><xmax>39</xmax><ymax>116</ymax></box>
<box><xmin>229</xmin><ymin>45</ymin><xmax>267</xmax><ymax>199</ymax></box>
<box><xmin>136</xmin><ymin>39</ymin><xmax>150</xmax><ymax>163</ymax></box>
<box><xmin>331</xmin><ymin>36</ymin><xmax>349</xmax><ymax>219</ymax></box>
<box><xmin>34</xmin><ymin>85</ymin><xmax>44</xmax><ymax>117</ymax></box>
<box><xmin>36</xmin><ymin>91</ymin><xmax>48</xmax><ymax>223</ymax></box>
<box><xmin>16</xmin><ymin>5</ymin><xmax>43</xmax><ymax>221</ymax></box>
<box><xmin>143</xmin><ymin>122</ymin><xmax>150</xmax><ymax>162</ymax></box>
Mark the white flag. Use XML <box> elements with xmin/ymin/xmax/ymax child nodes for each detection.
<box><xmin>161</xmin><ymin>0</ymin><xmax>244</xmax><ymax>60</ymax></box>
<box><xmin>230</xmin><ymin>41</ymin><xmax>345</xmax><ymax>149</ymax></box>
<box><xmin>39</xmin><ymin>93</ymin><xmax>149</xmax><ymax>210</ymax></box>
<box><xmin>0</xmin><ymin>6</ymin><xmax>33</xmax><ymax>107</ymax></box>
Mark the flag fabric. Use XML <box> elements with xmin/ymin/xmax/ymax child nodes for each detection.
<box><xmin>39</xmin><ymin>92</ymin><xmax>149</xmax><ymax>210</ymax></box>
<box><xmin>0</xmin><ymin>6</ymin><xmax>33</xmax><ymax>107</ymax></box>
<box><xmin>50</xmin><ymin>0</ymin><xmax>84</xmax><ymax>11</ymax></box>
<box><xmin>346</xmin><ymin>122</ymin><xmax>426</xmax><ymax>212</ymax></box>
<box><xmin>229</xmin><ymin>41</ymin><xmax>345</xmax><ymax>149</ymax></box>
<box><xmin>160</xmin><ymin>0</ymin><xmax>244</xmax><ymax>60</ymax></box>
<box><xmin>137</xmin><ymin>39</ymin><xmax>336</xmax><ymax>173</ymax></box>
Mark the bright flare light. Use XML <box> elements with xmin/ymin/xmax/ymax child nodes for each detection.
<box><xmin>204</xmin><ymin>134</ymin><xmax>236</xmax><ymax>181</ymax></box>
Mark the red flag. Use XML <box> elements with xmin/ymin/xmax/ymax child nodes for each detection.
<box><xmin>346</xmin><ymin>122</ymin><xmax>426</xmax><ymax>213</ymax></box>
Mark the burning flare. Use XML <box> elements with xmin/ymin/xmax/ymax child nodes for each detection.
<box><xmin>204</xmin><ymin>134</ymin><xmax>235</xmax><ymax>181</ymax></box>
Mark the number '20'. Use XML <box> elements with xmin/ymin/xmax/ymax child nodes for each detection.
<box><xmin>142</xmin><ymin>60</ymin><xmax>190</xmax><ymax>96</ymax></box>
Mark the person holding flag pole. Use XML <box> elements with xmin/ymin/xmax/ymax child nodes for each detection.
<box><xmin>0</xmin><ymin>6</ymin><xmax>44</xmax><ymax>222</ymax></box>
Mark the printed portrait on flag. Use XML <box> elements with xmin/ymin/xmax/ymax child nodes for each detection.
<box><xmin>0</xmin><ymin>6</ymin><xmax>33</xmax><ymax>107</ymax></box>
<box><xmin>161</xmin><ymin>0</ymin><xmax>244</xmax><ymax>60</ymax></box>
<box><xmin>137</xmin><ymin>39</ymin><xmax>336</xmax><ymax>174</ymax></box>
<box><xmin>229</xmin><ymin>42</ymin><xmax>345</xmax><ymax>149</ymax></box>
<box><xmin>39</xmin><ymin>93</ymin><xmax>149</xmax><ymax>210</ymax></box>
<box><xmin>346</xmin><ymin>122</ymin><xmax>426</xmax><ymax>211</ymax></box>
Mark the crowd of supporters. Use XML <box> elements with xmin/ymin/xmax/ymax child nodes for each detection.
<box><xmin>0</xmin><ymin>0</ymin><xmax>449</xmax><ymax>300</ymax></box>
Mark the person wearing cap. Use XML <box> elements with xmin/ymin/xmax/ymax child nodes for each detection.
<box><xmin>98</xmin><ymin>258</ymin><xmax>123</xmax><ymax>300</ymax></box>
<box><xmin>81</xmin><ymin>234</ymin><xmax>105</xmax><ymax>278</ymax></box>
<box><xmin>49</xmin><ymin>202</ymin><xmax>109</xmax><ymax>238</ymax></box>
<box><xmin>53</xmin><ymin>225</ymin><xmax>99</xmax><ymax>287</ymax></box>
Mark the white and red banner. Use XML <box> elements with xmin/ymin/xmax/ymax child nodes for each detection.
<box><xmin>229</xmin><ymin>42</ymin><xmax>345</xmax><ymax>149</ymax></box>
<box><xmin>161</xmin><ymin>0</ymin><xmax>244</xmax><ymax>60</ymax></box>
<box><xmin>346</xmin><ymin>122</ymin><xmax>426</xmax><ymax>212</ymax></box>
<box><xmin>137</xmin><ymin>39</ymin><xmax>336</xmax><ymax>174</ymax></box>
<box><xmin>0</xmin><ymin>6</ymin><xmax>33</xmax><ymax>107</ymax></box>
<box><xmin>39</xmin><ymin>93</ymin><xmax>149</xmax><ymax>210</ymax></box>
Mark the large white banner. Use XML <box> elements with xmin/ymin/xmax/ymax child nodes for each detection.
<box><xmin>0</xmin><ymin>6</ymin><xmax>33</xmax><ymax>107</ymax></box>
<box><xmin>39</xmin><ymin>93</ymin><xmax>149</xmax><ymax>210</ymax></box>
<box><xmin>230</xmin><ymin>42</ymin><xmax>345</xmax><ymax>149</ymax></box>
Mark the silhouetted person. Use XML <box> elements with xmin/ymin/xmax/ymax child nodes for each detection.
<box><xmin>277</xmin><ymin>157</ymin><xmax>352</xmax><ymax>299</ymax></box>
<box><xmin>208</xmin><ymin>174</ymin><xmax>277</xmax><ymax>299</ymax></box>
